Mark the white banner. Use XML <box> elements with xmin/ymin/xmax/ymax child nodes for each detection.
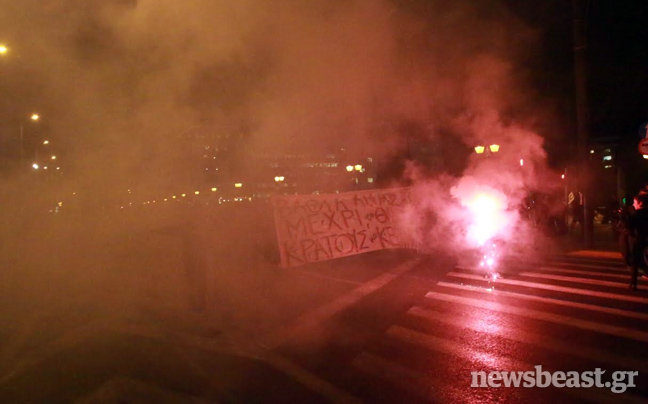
<box><xmin>272</xmin><ymin>187</ymin><xmax>414</xmax><ymax>267</ymax></box>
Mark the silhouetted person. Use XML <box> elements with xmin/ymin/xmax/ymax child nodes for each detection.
<box><xmin>618</xmin><ymin>203</ymin><xmax>635</xmax><ymax>267</ymax></box>
<box><xmin>627</xmin><ymin>193</ymin><xmax>648</xmax><ymax>290</ymax></box>
<box><xmin>569</xmin><ymin>192</ymin><xmax>584</xmax><ymax>229</ymax></box>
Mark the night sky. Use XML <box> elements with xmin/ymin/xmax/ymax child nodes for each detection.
<box><xmin>1</xmin><ymin>0</ymin><xmax>648</xmax><ymax>187</ymax></box>
<box><xmin>507</xmin><ymin>0</ymin><xmax>648</xmax><ymax>156</ymax></box>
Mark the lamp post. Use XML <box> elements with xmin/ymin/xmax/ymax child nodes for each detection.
<box><xmin>572</xmin><ymin>0</ymin><xmax>593</xmax><ymax>247</ymax></box>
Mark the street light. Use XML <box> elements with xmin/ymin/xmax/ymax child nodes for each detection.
<box><xmin>0</xmin><ymin>44</ymin><xmax>8</xmax><ymax>55</ymax></box>
<box><xmin>475</xmin><ymin>145</ymin><xmax>500</xmax><ymax>155</ymax></box>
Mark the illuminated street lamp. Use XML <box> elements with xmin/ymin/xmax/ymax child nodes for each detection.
<box><xmin>274</xmin><ymin>176</ymin><xmax>285</xmax><ymax>182</ymax></box>
<box><xmin>346</xmin><ymin>165</ymin><xmax>354</xmax><ymax>172</ymax></box>
<box><xmin>475</xmin><ymin>144</ymin><xmax>500</xmax><ymax>155</ymax></box>
<box><xmin>30</xmin><ymin>113</ymin><xmax>40</xmax><ymax>121</ymax></box>
<box><xmin>354</xmin><ymin>164</ymin><xmax>363</xmax><ymax>171</ymax></box>
<box><xmin>32</xmin><ymin>163</ymin><xmax>39</xmax><ymax>170</ymax></box>
<box><xmin>234</xmin><ymin>183</ymin><xmax>243</xmax><ymax>188</ymax></box>
<box><xmin>0</xmin><ymin>44</ymin><xmax>8</xmax><ymax>55</ymax></box>
<box><xmin>43</xmin><ymin>140</ymin><xmax>49</xmax><ymax>145</ymax></box>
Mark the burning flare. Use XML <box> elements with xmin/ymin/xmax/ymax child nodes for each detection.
<box><xmin>463</xmin><ymin>192</ymin><xmax>507</xmax><ymax>247</ymax></box>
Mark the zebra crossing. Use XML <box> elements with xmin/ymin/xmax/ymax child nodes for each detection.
<box><xmin>350</xmin><ymin>253</ymin><xmax>648</xmax><ymax>403</ymax></box>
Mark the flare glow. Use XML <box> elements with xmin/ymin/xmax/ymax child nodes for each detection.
<box><xmin>464</xmin><ymin>192</ymin><xmax>507</xmax><ymax>247</ymax></box>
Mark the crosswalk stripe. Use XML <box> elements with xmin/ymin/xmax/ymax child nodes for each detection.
<box><xmin>387</xmin><ymin>325</ymin><xmax>528</xmax><ymax>370</ymax></box>
<box><xmin>538</xmin><ymin>267</ymin><xmax>630</xmax><ymax>278</ymax></box>
<box><xmin>447</xmin><ymin>272</ymin><xmax>648</xmax><ymax>304</ymax></box>
<box><xmin>437</xmin><ymin>281</ymin><xmax>648</xmax><ymax>321</ymax></box>
<box><xmin>387</xmin><ymin>325</ymin><xmax>644</xmax><ymax>404</ymax></box>
<box><xmin>545</xmin><ymin>261</ymin><xmax>628</xmax><ymax>272</ymax></box>
<box><xmin>425</xmin><ymin>291</ymin><xmax>648</xmax><ymax>343</ymax></box>
<box><xmin>407</xmin><ymin>304</ymin><xmax>648</xmax><ymax>374</ymax></box>
<box><xmin>519</xmin><ymin>272</ymin><xmax>629</xmax><ymax>288</ymax></box>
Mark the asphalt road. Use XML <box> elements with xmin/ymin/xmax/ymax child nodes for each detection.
<box><xmin>1</xmin><ymin>247</ymin><xmax>646</xmax><ymax>403</ymax></box>
<box><xmin>276</xmin><ymin>251</ymin><xmax>648</xmax><ymax>404</ymax></box>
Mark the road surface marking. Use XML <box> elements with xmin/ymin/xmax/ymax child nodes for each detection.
<box><xmin>407</xmin><ymin>304</ymin><xmax>648</xmax><ymax>374</ymax></box>
<box><xmin>540</xmin><ymin>266</ymin><xmax>629</xmax><ymax>277</ymax></box>
<box><xmin>437</xmin><ymin>281</ymin><xmax>648</xmax><ymax>321</ymax></box>
<box><xmin>545</xmin><ymin>261</ymin><xmax>628</xmax><ymax>272</ymax></box>
<box><xmin>447</xmin><ymin>272</ymin><xmax>648</xmax><ymax>304</ymax></box>
<box><xmin>565</xmin><ymin>251</ymin><xmax>623</xmax><ymax>260</ymax></box>
<box><xmin>288</xmin><ymin>268</ymin><xmax>363</xmax><ymax>285</ymax></box>
<box><xmin>387</xmin><ymin>325</ymin><xmax>528</xmax><ymax>370</ymax></box>
<box><xmin>425</xmin><ymin>291</ymin><xmax>648</xmax><ymax>343</ymax></box>
<box><xmin>261</xmin><ymin>351</ymin><xmax>363</xmax><ymax>404</ymax></box>
<box><xmin>520</xmin><ymin>272</ymin><xmax>629</xmax><ymax>288</ymax></box>
<box><xmin>260</xmin><ymin>257</ymin><xmax>422</xmax><ymax>349</ymax></box>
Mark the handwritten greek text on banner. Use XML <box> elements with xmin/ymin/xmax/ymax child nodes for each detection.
<box><xmin>272</xmin><ymin>187</ymin><xmax>413</xmax><ymax>267</ymax></box>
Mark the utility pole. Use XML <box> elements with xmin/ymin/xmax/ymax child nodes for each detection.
<box><xmin>572</xmin><ymin>0</ymin><xmax>594</xmax><ymax>247</ymax></box>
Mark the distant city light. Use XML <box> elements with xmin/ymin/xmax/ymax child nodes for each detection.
<box><xmin>603</xmin><ymin>155</ymin><xmax>612</xmax><ymax>161</ymax></box>
<box><xmin>211</xmin><ymin>187</ymin><xmax>217</xmax><ymax>192</ymax></box>
<box><xmin>43</xmin><ymin>166</ymin><xmax>48</xmax><ymax>170</ymax></box>
<box><xmin>43</xmin><ymin>140</ymin><xmax>49</xmax><ymax>145</ymax></box>
<box><xmin>31</xmin><ymin>113</ymin><xmax>40</xmax><ymax>121</ymax></box>
<box><xmin>561</xmin><ymin>174</ymin><xmax>565</xmax><ymax>179</ymax></box>
<box><xmin>643</xmin><ymin>155</ymin><xmax>648</xmax><ymax>160</ymax></box>
<box><xmin>0</xmin><ymin>44</ymin><xmax>8</xmax><ymax>54</ymax></box>
<box><xmin>346</xmin><ymin>165</ymin><xmax>354</xmax><ymax>172</ymax></box>
<box><xmin>51</xmin><ymin>155</ymin><xmax>57</xmax><ymax>160</ymax></box>
<box><xmin>274</xmin><ymin>176</ymin><xmax>285</xmax><ymax>182</ymax></box>
<box><xmin>194</xmin><ymin>191</ymin><xmax>200</xmax><ymax>195</ymax></box>
<box><xmin>489</xmin><ymin>144</ymin><xmax>500</xmax><ymax>153</ymax></box>
<box><xmin>590</xmin><ymin>149</ymin><xmax>595</xmax><ymax>154</ymax></box>
<box><xmin>235</xmin><ymin>183</ymin><xmax>243</xmax><ymax>188</ymax></box>
<box><xmin>474</xmin><ymin>146</ymin><xmax>485</xmax><ymax>154</ymax></box>
<box><xmin>181</xmin><ymin>193</ymin><xmax>186</xmax><ymax>197</ymax></box>
<box><xmin>520</xmin><ymin>159</ymin><xmax>524</xmax><ymax>166</ymax></box>
<box><xmin>32</xmin><ymin>163</ymin><xmax>39</xmax><ymax>169</ymax></box>
<box><xmin>354</xmin><ymin>164</ymin><xmax>363</xmax><ymax>171</ymax></box>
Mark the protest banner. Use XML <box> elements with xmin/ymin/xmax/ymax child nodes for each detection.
<box><xmin>272</xmin><ymin>187</ymin><xmax>414</xmax><ymax>267</ymax></box>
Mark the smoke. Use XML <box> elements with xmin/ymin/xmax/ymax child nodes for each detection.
<box><xmin>0</xmin><ymin>0</ymin><xmax>570</xmax><ymax>387</ymax></box>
